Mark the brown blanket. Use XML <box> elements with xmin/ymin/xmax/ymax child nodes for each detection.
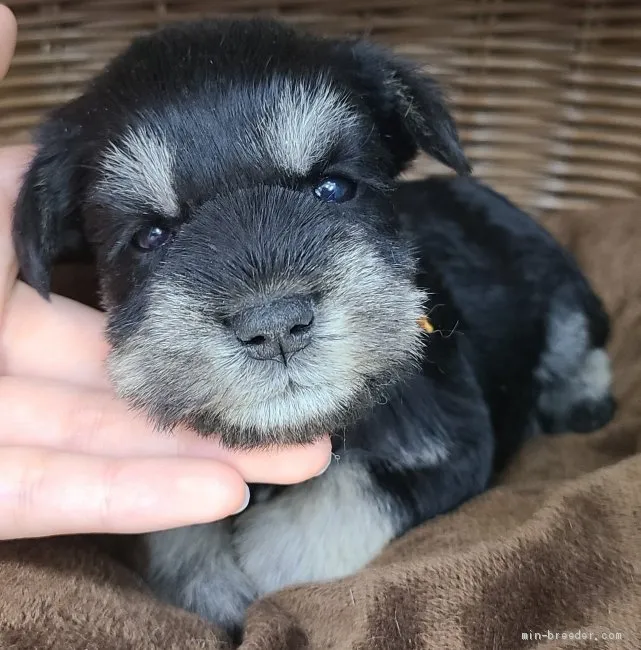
<box><xmin>2</xmin><ymin>202</ymin><xmax>640</xmax><ymax>650</ymax></box>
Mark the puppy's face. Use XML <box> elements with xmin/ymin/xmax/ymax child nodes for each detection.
<box><xmin>13</xmin><ymin>19</ymin><xmax>470</xmax><ymax>448</ymax></box>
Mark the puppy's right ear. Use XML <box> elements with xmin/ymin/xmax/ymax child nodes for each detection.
<box><xmin>12</xmin><ymin>120</ymin><xmax>85</xmax><ymax>299</ymax></box>
<box><xmin>337</xmin><ymin>39</ymin><xmax>470</xmax><ymax>177</ymax></box>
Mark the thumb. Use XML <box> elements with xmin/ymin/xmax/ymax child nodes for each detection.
<box><xmin>0</xmin><ymin>5</ymin><xmax>17</xmax><ymax>80</ymax></box>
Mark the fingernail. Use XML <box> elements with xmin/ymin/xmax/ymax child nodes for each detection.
<box><xmin>232</xmin><ymin>484</ymin><xmax>251</xmax><ymax>515</ymax></box>
<box><xmin>314</xmin><ymin>453</ymin><xmax>333</xmax><ymax>477</ymax></box>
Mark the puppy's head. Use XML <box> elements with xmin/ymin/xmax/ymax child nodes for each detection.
<box><xmin>13</xmin><ymin>19</ymin><xmax>470</xmax><ymax>448</ymax></box>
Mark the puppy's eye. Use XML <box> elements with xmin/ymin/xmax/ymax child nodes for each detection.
<box><xmin>132</xmin><ymin>225</ymin><xmax>172</xmax><ymax>251</ymax></box>
<box><xmin>313</xmin><ymin>176</ymin><xmax>356</xmax><ymax>203</ymax></box>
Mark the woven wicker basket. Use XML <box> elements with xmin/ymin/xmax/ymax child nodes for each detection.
<box><xmin>2</xmin><ymin>0</ymin><xmax>640</xmax><ymax>215</ymax></box>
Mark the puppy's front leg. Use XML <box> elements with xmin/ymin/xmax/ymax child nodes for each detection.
<box><xmin>143</xmin><ymin>521</ymin><xmax>257</xmax><ymax>635</ymax></box>
<box><xmin>234</xmin><ymin>424</ymin><xmax>494</xmax><ymax>597</ymax></box>
<box><xmin>233</xmin><ymin>459</ymin><xmax>399</xmax><ymax>597</ymax></box>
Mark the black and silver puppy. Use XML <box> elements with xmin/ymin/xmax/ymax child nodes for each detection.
<box><xmin>12</xmin><ymin>18</ymin><xmax>615</xmax><ymax>635</ymax></box>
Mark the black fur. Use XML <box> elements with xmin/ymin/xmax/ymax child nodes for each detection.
<box><xmin>393</xmin><ymin>177</ymin><xmax>615</xmax><ymax>471</ymax></box>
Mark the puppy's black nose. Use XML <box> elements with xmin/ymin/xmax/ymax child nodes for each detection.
<box><xmin>233</xmin><ymin>297</ymin><xmax>314</xmax><ymax>361</ymax></box>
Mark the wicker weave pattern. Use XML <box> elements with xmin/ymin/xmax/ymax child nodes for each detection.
<box><xmin>2</xmin><ymin>0</ymin><xmax>640</xmax><ymax>214</ymax></box>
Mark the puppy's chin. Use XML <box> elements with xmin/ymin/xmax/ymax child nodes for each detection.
<box><xmin>184</xmin><ymin>401</ymin><xmax>351</xmax><ymax>450</ymax></box>
<box><xmin>121</xmin><ymin>374</ymin><xmax>393</xmax><ymax>450</ymax></box>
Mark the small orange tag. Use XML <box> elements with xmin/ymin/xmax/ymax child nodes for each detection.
<box><xmin>417</xmin><ymin>315</ymin><xmax>434</xmax><ymax>334</ymax></box>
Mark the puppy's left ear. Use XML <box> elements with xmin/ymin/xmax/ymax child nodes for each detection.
<box><xmin>342</xmin><ymin>40</ymin><xmax>471</xmax><ymax>176</ymax></box>
<box><xmin>12</xmin><ymin>118</ymin><xmax>86</xmax><ymax>299</ymax></box>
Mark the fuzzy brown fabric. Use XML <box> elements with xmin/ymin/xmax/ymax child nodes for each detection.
<box><xmin>3</xmin><ymin>201</ymin><xmax>641</xmax><ymax>650</ymax></box>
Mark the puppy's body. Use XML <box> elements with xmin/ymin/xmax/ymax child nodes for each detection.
<box><xmin>12</xmin><ymin>18</ymin><xmax>615</xmax><ymax>638</ymax></box>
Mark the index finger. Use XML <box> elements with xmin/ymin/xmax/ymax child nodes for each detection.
<box><xmin>0</xmin><ymin>376</ymin><xmax>333</xmax><ymax>485</ymax></box>
<box><xmin>0</xmin><ymin>145</ymin><xmax>34</xmax><ymax>202</ymax></box>
<box><xmin>0</xmin><ymin>146</ymin><xmax>36</xmax><ymax>337</ymax></box>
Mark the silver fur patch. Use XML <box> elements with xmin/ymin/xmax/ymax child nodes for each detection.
<box><xmin>94</xmin><ymin>124</ymin><xmax>179</xmax><ymax>216</ymax></box>
<box><xmin>234</xmin><ymin>458</ymin><xmax>397</xmax><ymax>595</ymax></box>
<box><xmin>395</xmin><ymin>435</ymin><xmax>450</xmax><ymax>469</ymax></box>
<box><xmin>535</xmin><ymin>309</ymin><xmax>589</xmax><ymax>384</ymax></box>
<box><xmin>536</xmin><ymin>302</ymin><xmax>613</xmax><ymax>427</ymax></box>
<box><xmin>144</xmin><ymin>522</ymin><xmax>256</xmax><ymax>630</ymax></box>
<box><xmin>259</xmin><ymin>78</ymin><xmax>360</xmax><ymax>175</ymax></box>
<box><xmin>571</xmin><ymin>348</ymin><xmax>612</xmax><ymax>402</ymax></box>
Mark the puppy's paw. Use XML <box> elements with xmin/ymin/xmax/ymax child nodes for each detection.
<box><xmin>169</xmin><ymin>564</ymin><xmax>256</xmax><ymax>640</ymax></box>
<box><xmin>143</xmin><ymin>524</ymin><xmax>259</xmax><ymax>640</ymax></box>
<box><xmin>566</xmin><ymin>394</ymin><xmax>617</xmax><ymax>433</ymax></box>
<box><xmin>539</xmin><ymin>393</ymin><xmax>617</xmax><ymax>435</ymax></box>
<box><xmin>146</xmin><ymin>548</ymin><xmax>256</xmax><ymax>639</ymax></box>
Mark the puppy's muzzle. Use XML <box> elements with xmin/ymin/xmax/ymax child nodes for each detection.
<box><xmin>231</xmin><ymin>296</ymin><xmax>315</xmax><ymax>362</ymax></box>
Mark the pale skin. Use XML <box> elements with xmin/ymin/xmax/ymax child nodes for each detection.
<box><xmin>0</xmin><ymin>5</ymin><xmax>332</xmax><ymax>540</ymax></box>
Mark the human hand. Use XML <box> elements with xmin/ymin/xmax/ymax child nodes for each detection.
<box><xmin>0</xmin><ymin>5</ymin><xmax>331</xmax><ymax>540</ymax></box>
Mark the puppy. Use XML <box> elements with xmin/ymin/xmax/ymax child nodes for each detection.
<box><xmin>12</xmin><ymin>18</ymin><xmax>615</xmax><ymax>637</ymax></box>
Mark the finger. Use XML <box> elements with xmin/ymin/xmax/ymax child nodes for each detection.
<box><xmin>0</xmin><ymin>146</ymin><xmax>35</xmax><ymax>325</ymax></box>
<box><xmin>0</xmin><ymin>447</ymin><xmax>250</xmax><ymax>538</ymax></box>
<box><xmin>0</xmin><ymin>376</ymin><xmax>333</xmax><ymax>484</ymax></box>
<box><xmin>0</xmin><ymin>190</ymin><xmax>18</xmax><ymax>331</ymax></box>
<box><xmin>0</xmin><ymin>4</ymin><xmax>17</xmax><ymax>80</ymax></box>
<box><xmin>0</xmin><ymin>145</ymin><xmax>34</xmax><ymax>200</ymax></box>
<box><xmin>2</xmin><ymin>281</ymin><xmax>110</xmax><ymax>389</ymax></box>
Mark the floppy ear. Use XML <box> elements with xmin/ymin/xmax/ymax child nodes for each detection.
<box><xmin>343</xmin><ymin>40</ymin><xmax>471</xmax><ymax>176</ymax></box>
<box><xmin>12</xmin><ymin>119</ymin><xmax>87</xmax><ymax>299</ymax></box>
